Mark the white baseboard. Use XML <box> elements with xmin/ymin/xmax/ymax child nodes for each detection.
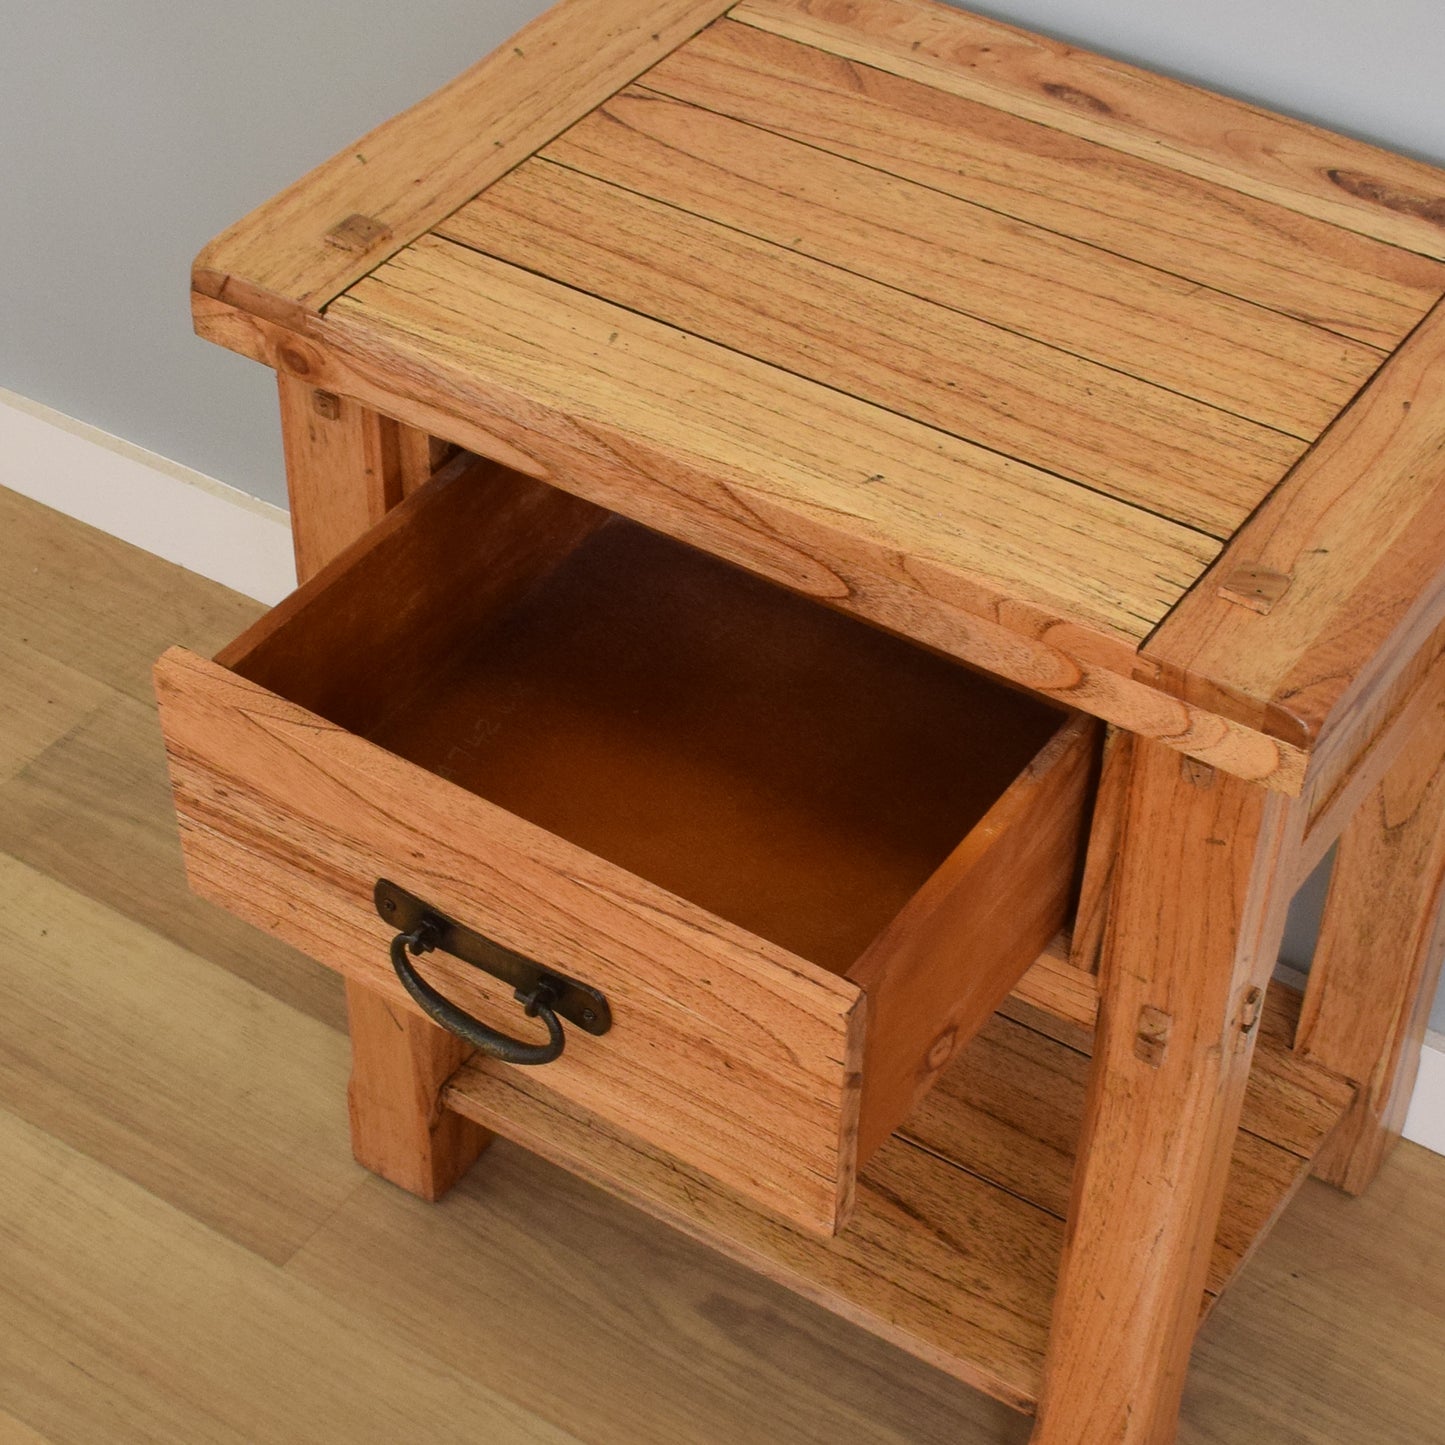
<box><xmin>1404</xmin><ymin>1034</ymin><xmax>1445</xmax><ymax>1156</ymax></box>
<box><xmin>3</xmin><ymin>387</ymin><xmax>1443</xmax><ymax>1158</ymax></box>
<box><xmin>1</xmin><ymin>388</ymin><xmax>295</xmax><ymax>605</ymax></box>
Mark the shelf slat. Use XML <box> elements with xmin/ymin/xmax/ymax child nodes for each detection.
<box><xmin>443</xmin><ymin>980</ymin><xmax>1354</xmax><ymax>1415</ymax></box>
<box><xmin>905</xmin><ymin>984</ymin><xmax>1356</xmax><ymax>1305</ymax></box>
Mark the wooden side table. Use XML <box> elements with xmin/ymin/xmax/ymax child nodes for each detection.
<box><xmin>156</xmin><ymin>2</ymin><xmax>1445</xmax><ymax>1440</ymax></box>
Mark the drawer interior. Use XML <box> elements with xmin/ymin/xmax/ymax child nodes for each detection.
<box><xmin>226</xmin><ymin>459</ymin><xmax>1066</xmax><ymax>979</ymax></box>
<box><xmin>184</xmin><ymin>454</ymin><xmax>1095</xmax><ymax>1217</ymax></box>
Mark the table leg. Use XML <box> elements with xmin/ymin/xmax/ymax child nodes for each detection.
<box><xmin>276</xmin><ymin>374</ymin><xmax>490</xmax><ymax>1198</ymax></box>
<box><xmin>276</xmin><ymin>372</ymin><xmax>432</xmax><ymax>579</ymax></box>
<box><xmin>345</xmin><ymin>982</ymin><xmax>490</xmax><ymax>1200</ymax></box>
<box><xmin>1032</xmin><ymin>740</ymin><xmax>1305</xmax><ymax>1445</ymax></box>
<box><xmin>1297</xmin><ymin>685</ymin><xmax>1445</xmax><ymax>1194</ymax></box>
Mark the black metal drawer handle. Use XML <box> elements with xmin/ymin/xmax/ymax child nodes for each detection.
<box><xmin>375</xmin><ymin>879</ymin><xmax>611</xmax><ymax>1066</ymax></box>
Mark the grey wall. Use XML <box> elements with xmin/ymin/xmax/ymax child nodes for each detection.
<box><xmin>969</xmin><ymin>0</ymin><xmax>1445</xmax><ymax>165</ymax></box>
<box><xmin>6</xmin><ymin>3</ymin><xmax>1444</xmax><ymax>1023</ymax></box>
<box><xmin>1</xmin><ymin>0</ymin><xmax>553</xmax><ymax>506</ymax></box>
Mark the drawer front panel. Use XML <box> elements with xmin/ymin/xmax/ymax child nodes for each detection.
<box><xmin>155</xmin><ymin>648</ymin><xmax>865</xmax><ymax>1233</ymax></box>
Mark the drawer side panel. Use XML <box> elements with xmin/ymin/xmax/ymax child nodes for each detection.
<box><xmin>851</xmin><ymin>713</ymin><xmax>1098</xmax><ymax>1160</ymax></box>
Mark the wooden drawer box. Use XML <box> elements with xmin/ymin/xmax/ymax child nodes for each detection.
<box><xmin>154</xmin><ymin>456</ymin><xmax>1094</xmax><ymax>1233</ymax></box>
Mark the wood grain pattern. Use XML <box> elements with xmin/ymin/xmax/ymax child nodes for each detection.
<box><xmin>0</xmin><ymin>633</ymin><xmax>110</xmax><ymax>785</ymax></box>
<box><xmin>284</xmin><ymin>1143</ymin><xmax>1034</xmax><ymax>1445</ymax></box>
<box><xmin>220</xmin><ymin>447</ymin><xmax>1084</xmax><ymax>1009</ymax></box>
<box><xmin>1296</xmin><ymin>610</ymin><xmax>1445</xmax><ymax>885</ymax></box>
<box><xmin>352</xmin><ymin>518</ymin><xmax>1071</xmax><ymax>982</ymax></box>
<box><xmin>897</xmin><ymin>999</ymin><xmax>1352</xmax><ymax>1302</ymax></box>
<box><xmin>218</xmin><ymin>452</ymin><xmax>610</xmax><ymax>733</ymax></box>
<box><xmin>0</xmin><ymin>487</ymin><xmax>263</xmax><ymax>704</ymax></box>
<box><xmin>441</xmin><ymin>976</ymin><xmax>1353</xmax><ymax>1418</ymax></box>
<box><xmin>153</xmin><ymin>465</ymin><xmax>1097</xmax><ymax>1229</ymax></box>
<box><xmin>0</xmin><ymin>1110</ymin><xmax>575</xmax><ymax>1445</ymax></box>
<box><xmin>1247</xmin><ymin>986</ymin><xmax>1365</xmax><ymax>1162</ymax></box>
<box><xmin>851</xmin><ymin>715</ymin><xmax>1095</xmax><ymax>1159</ymax></box>
<box><xmin>443</xmin><ymin>159</ymin><xmax>1302</xmax><ymax>536</ymax></box>
<box><xmin>154</xmin><ymin>650</ymin><xmax>867</xmax><ymax>1234</ymax></box>
<box><xmin>1067</xmin><ymin>727</ymin><xmax>1130</xmax><ymax>973</ymax></box>
<box><xmin>330</xmin><ymin>239</ymin><xmax>1217</xmax><ymax>646</ymax></box>
<box><xmin>192</xmin><ymin>293</ymin><xmax>1311</xmax><ymax>791</ymax></box>
<box><xmin>190</xmin><ymin>0</ymin><xmax>739</xmax><ymax>317</ymax></box>
<box><xmin>445</xmin><ymin>1061</ymin><xmax>1061</xmax><ymax>1413</ymax></box>
<box><xmin>276</xmin><ymin>375</ymin><xmax>421</xmax><ymax>583</ymax></box>
<box><xmin>0</xmin><ymin>855</ymin><xmax>358</xmax><ymax>1266</ymax></box>
<box><xmin>1193</xmin><ymin>1143</ymin><xmax>1445</xmax><ymax>1444</ymax></box>
<box><xmin>544</xmin><ymin>87</ymin><xmax>1367</xmax><ymax>439</ymax></box>
<box><xmin>642</xmin><ymin>22</ymin><xmax>1397</xmax><ymax>421</ymax></box>
<box><xmin>1300</xmin><ymin>680</ymin><xmax>1445</xmax><ymax>1194</ymax></box>
<box><xmin>345</xmin><ymin>981</ymin><xmax>491</xmax><ymax>1201</ymax></box>
<box><xmin>1146</xmin><ymin>299</ymin><xmax>1445</xmax><ymax>749</ymax></box>
<box><xmin>732</xmin><ymin>0</ymin><xmax>1445</xmax><ymax>273</ymax></box>
<box><xmin>0</xmin><ymin>498</ymin><xmax>347</xmax><ymax>1033</ymax></box>
<box><xmin>7</xmin><ymin>498</ymin><xmax>1020</xmax><ymax>1445</ymax></box>
<box><xmin>1006</xmin><ymin>938</ymin><xmax>1099</xmax><ymax>1041</ymax></box>
<box><xmin>1005</xmin><ymin>953</ymin><xmax>1352</xmax><ymax>1167</ymax></box>
<box><xmin>1034</xmin><ymin>741</ymin><xmax>1305</xmax><ymax>1444</ymax></box>
<box><xmin>0</xmin><ymin>691</ymin><xmax>346</xmax><ymax>1032</ymax></box>
<box><xmin>1000</xmin><ymin>941</ymin><xmax>1359</xmax><ymax>1173</ymax></box>
<box><xmin>395</xmin><ymin>425</ymin><xmax>440</xmax><ymax>498</ymax></box>
<box><xmin>0</xmin><ymin>1410</ymin><xmax>52</xmax><ymax>1445</ymax></box>
<box><xmin>274</xmin><ymin>382</ymin><xmax>492</xmax><ymax>1203</ymax></box>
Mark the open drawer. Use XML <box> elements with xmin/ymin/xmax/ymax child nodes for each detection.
<box><xmin>154</xmin><ymin>456</ymin><xmax>1096</xmax><ymax>1234</ymax></box>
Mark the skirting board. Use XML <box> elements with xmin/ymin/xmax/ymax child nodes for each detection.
<box><xmin>1405</xmin><ymin>1033</ymin><xmax>1445</xmax><ymax>1157</ymax></box>
<box><xmin>1</xmin><ymin>388</ymin><xmax>295</xmax><ymax>606</ymax></box>
<box><xmin>3</xmin><ymin>387</ymin><xmax>1443</xmax><ymax>1158</ymax></box>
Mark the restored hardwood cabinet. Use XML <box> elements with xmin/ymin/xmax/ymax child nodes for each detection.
<box><xmin>156</xmin><ymin>2</ymin><xmax>1445</xmax><ymax>1439</ymax></box>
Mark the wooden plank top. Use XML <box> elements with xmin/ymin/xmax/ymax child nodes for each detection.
<box><xmin>192</xmin><ymin>0</ymin><xmax>1445</xmax><ymax>790</ymax></box>
<box><xmin>191</xmin><ymin>0</ymin><xmax>741</xmax><ymax>320</ymax></box>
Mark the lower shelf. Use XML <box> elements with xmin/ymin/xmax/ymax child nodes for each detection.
<box><xmin>442</xmin><ymin>974</ymin><xmax>1355</xmax><ymax>1417</ymax></box>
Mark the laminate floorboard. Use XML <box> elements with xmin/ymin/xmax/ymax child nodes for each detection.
<box><xmin>0</xmin><ymin>691</ymin><xmax>346</xmax><ymax>1031</ymax></box>
<box><xmin>0</xmin><ymin>489</ymin><xmax>262</xmax><ymax>703</ymax></box>
<box><xmin>1</xmin><ymin>489</ymin><xmax>1442</xmax><ymax>1443</ymax></box>
<box><xmin>0</xmin><ymin>633</ymin><xmax>110</xmax><ymax>786</ymax></box>
<box><xmin>0</xmin><ymin>1408</ymin><xmax>55</xmax><ymax>1445</ymax></box>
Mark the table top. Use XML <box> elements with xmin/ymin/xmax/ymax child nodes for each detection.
<box><xmin>193</xmin><ymin>0</ymin><xmax>1445</xmax><ymax>793</ymax></box>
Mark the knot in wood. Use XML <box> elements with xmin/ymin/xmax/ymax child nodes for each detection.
<box><xmin>276</xmin><ymin>343</ymin><xmax>320</xmax><ymax>380</ymax></box>
<box><xmin>926</xmin><ymin>1025</ymin><xmax>959</xmax><ymax>1072</ymax></box>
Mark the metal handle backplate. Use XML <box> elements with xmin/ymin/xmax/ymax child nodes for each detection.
<box><xmin>374</xmin><ymin>879</ymin><xmax>611</xmax><ymax>1065</ymax></box>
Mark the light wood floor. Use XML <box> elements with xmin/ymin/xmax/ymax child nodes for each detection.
<box><xmin>2</xmin><ymin>486</ymin><xmax>1443</xmax><ymax>1445</ymax></box>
